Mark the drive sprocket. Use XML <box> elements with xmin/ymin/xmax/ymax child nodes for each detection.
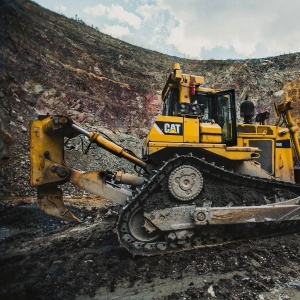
<box><xmin>168</xmin><ymin>165</ymin><xmax>203</xmax><ymax>201</ymax></box>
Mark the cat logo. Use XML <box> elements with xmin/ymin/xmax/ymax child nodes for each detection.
<box><xmin>164</xmin><ymin>123</ymin><xmax>181</xmax><ymax>134</ymax></box>
<box><xmin>154</xmin><ymin>121</ymin><xmax>183</xmax><ymax>135</ymax></box>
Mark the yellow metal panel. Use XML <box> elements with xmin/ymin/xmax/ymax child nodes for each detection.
<box><xmin>274</xmin><ymin>148</ymin><xmax>294</xmax><ymax>182</ymax></box>
<box><xmin>30</xmin><ymin>118</ymin><xmax>64</xmax><ymax>186</ymax></box>
<box><xmin>146</xmin><ymin>116</ymin><xmax>184</xmax><ymax>143</ymax></box>
<box><xmin>179</xmin><ymin>83</ymin><xmax>190</xmax><ymax>102</ymax></box>
<box><xmin>196</xmin><ymin>87</ymin><xmax>216</xmax><ymax>93</ymax></box>
<box><xmin>237</xmin><ymin>129</ymin><xmax>295</xmax><ymax>182</ymax></box>
<box><xmin>200</xmin><ymin>123</ymin><xmax>222</xmax><ymax>143</ymax></box>
<box><xmin>237</xmin><ymin>124</ymin><xmax>277</xmax><ymax>138</ymax></box>
<box><xmin>148</xmin><ymin>142</ymin><xmax>225</xmax><ymax>149</ymax></box>
<box><xmin>183</xmin><ymin>118</ymin><xmax>199</xmax><ymax>143</ymax></box>
<box><xmin>147</xmin><ymin>142</ymin><xmax>258</xmax><ymax>160</ymax></box>
<box><xmin>200</xmin><ymin>135</ymin><xmax>222</xmax><ymax>143</ymax></box>
<box><xmin>274</xmin><ymin>133</ymin><xmax>295</xmax><ymax>182</ymax></box>
<box><xmin>147</xmin><ymin>145</ymin><xmax>167</xmax><ymax>155</ymax></box>
<box><xmin>204</xmin><ymin>147</ymin><xmax>258</xmax><ymax>160</ymax></box>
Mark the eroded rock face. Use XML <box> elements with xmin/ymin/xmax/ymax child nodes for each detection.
<box><xmin>0</xmin><ymin>137</ymin><xmax>10</xmax><ymax>161</ymax></box>
<box><xmin>1</xmin><ymin>0</ymin><xmax>300</xmax><ymax>196</ymax></box>
<box><xmin>284</xmin><ymin>78</ymin><xmax>300</xmax><ymax>125</ymax></box>
<box><xmin>0</xmin><ymin>126</ymin><xmax>11</xmax><ymax>161</ymax></box>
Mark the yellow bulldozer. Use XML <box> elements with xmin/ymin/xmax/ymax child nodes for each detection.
<box><xmin>30</xmin><ymin>63</ymin><xmax>300</xmax><ymax>255</ymax></box>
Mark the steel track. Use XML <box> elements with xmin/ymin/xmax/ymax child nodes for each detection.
<box><xmin>117</xmin><ymin>154</ymin><xmax>300</xmax><ymax>256</ymax></box>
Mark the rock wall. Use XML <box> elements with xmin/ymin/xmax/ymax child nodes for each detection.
<box><xmin>1</xmin><ymin>0</ymin><xmax>300</xmax><ymax>197</ymax></box>
<box><xmin>0</xmin><ymin>130</ymin><xmax>11</xmax><ymax>161</ymax></box>
<box><xmin>283</xmin><ymin>78</ymin><xmax>300</xmax><ymax>125</ymax></box>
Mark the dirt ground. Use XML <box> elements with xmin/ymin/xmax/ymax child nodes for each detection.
<box><xmin>0</xmin><ymin>197</ymin><xmax>299</xmax><ymax>300</ymax></box>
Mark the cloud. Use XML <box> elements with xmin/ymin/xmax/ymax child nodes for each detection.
<box><xmin>54</xmin><ymin>5</ymin><xmax>66</xmax><ymax>12</ymax></box>
<box><xmin>102</xmin><ymin>25</ymin><xmax>130</xmax><ymax>38</ymax></box>
<box><xmin>136</xmin><ymin>4</ymin><xmax>161</xmax><ymax>22</ymax></box>
<box><xmin>136</xmin><ymin>4</ymin><xmax>171</xmax><ymax>51</ymax></box>
<box><xmin>83</xmin><ymin>4</ymin><xmax>106</xmax><ymax>16</ymax></box>
<box><xmin>84</xmin><ymin>4</ymin><xmax>141</xmax><ymax>29</ymax></box>
<box><xmin>81</xmin><ymin>0</ymin><xmax>300</xmax><ymax>59</ymax></box>
<box><xmin>109</xmin><ymin>4</ymin><xmax>141</xmax><ymax>29</ymax></box>
<box><xmin>148</xmin><ymin>0</ymin><xmax>300</xmax><ymax>58</ymax></box>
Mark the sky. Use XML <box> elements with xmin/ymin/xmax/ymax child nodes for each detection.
<box><xmin>33</xmin><ymin>0</ymin><xmax>300</xmax><ymax>60</ymax></box>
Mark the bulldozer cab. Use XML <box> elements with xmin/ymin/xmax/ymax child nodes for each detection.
<box><xmin>162</xmin><ymin>86</ymin><xmax>237</xmax><ymax>146</ymax></box>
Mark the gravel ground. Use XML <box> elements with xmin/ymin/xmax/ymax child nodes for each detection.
<box><xmin>0</xmin><ymin>197</ymin><xmax>299</xmax><ymax>300</ymax></box>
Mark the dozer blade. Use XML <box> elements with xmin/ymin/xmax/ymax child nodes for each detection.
<box><xmin>37</xmin><ymin>187</ymin><xmax>81</xmax><ymax>222</ymax></box>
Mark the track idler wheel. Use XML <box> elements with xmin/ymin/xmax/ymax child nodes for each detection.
<box><xmin>128</xmin><ymin>207</ymin><xmax>161</xmax><ymax>242</ymax></box>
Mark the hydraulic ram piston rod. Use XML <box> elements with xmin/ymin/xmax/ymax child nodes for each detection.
<box><xmin>71</xmin><ymin>124</ymin><xmax>149</xmax><ymax>171</ymax></box>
